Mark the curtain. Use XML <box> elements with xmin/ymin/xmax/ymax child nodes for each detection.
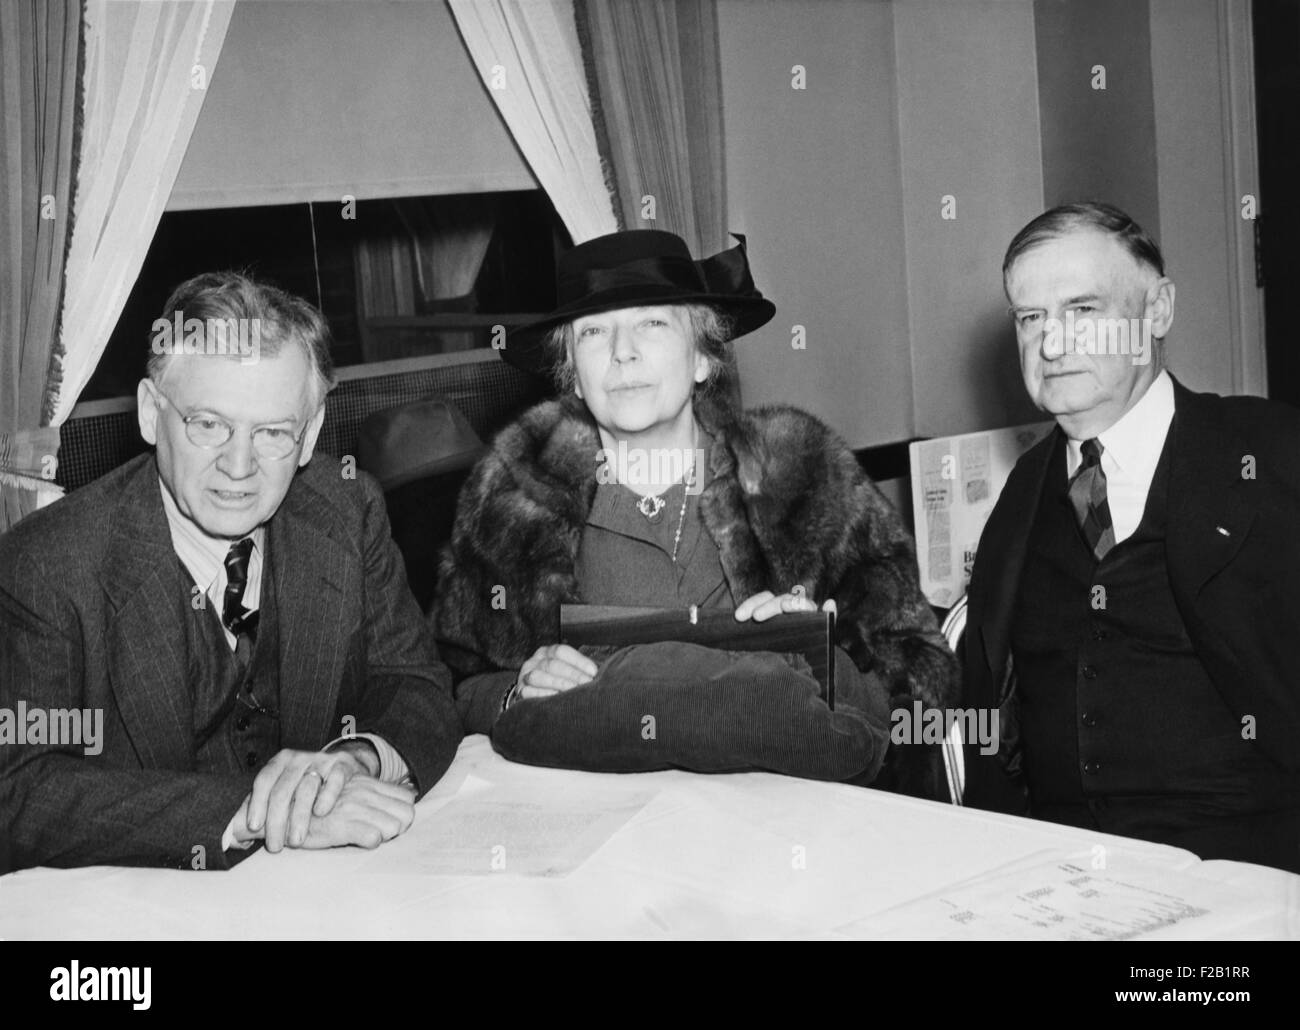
<box><xmin>577</xmin><ymin>0</ymin><xmax>738</xmax><ymax>400</ymax></box>
<box><xmin>446</xmin><ymin>0</ymin><xmax>619</xmax><ymax>244</ymax></box>
<box><xmin>353</xmin><ymin>197</ymin><xmax>498</xmax><ymax>361</ymax></box>
<box><xmin>0</xmin><ymin>1</ymin><xmax>82</xmax><ymax>530</ymax></box>
<box><xmin>48</xmin><ymin>0</ymin><xmax>234</xmax><ymax>427</ymax></box>
<box><xmin>576</xmin><ymin>0</ymin><xmax>728</xmax><ymax>256</ymax></box>
<box><xmin>356</xmin><ymin>197</ymin><xmax>498</xmax><ymax>319</ymax></box>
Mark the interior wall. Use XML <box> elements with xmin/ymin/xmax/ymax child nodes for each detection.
<box><xmin>1150</xmin><ymin>0</ymin><xmax>1255</xmax><ymax>397</ymax></box>
<box><xmin>170</xmin><ymin>0</ymin><xmax>535</xmax><ymax>210</ymax></box>
<box><xmin>716</xmin><ymin>0</ymin><xmax>913</xmax><ymax>449</ymax></box>
<box><xmin>1033</xmin><ymin>0</ymin><xmax>1252</xmax><ymax>399</ymax></box>
<box><xmin>894</xmin><ymin>0</ymin><xmax>1046</xmax><ymax>439</ymax></box>
<box><xmin>1034</xmin><ymin>0</ymin><xmax>1162</xmax><ymax>241</ymax></box>
<box><xmin>720</xmin><ymin>0</ymin><xmax>1255</xmax><ymax>444</ymax></box>
<box><xmin>718</xmin><ymin>0</ymin><xmax>1047</xmax><ymax>445</ymax></box>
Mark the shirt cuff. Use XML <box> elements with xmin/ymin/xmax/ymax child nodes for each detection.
<box><xmin>324</xmin><ymin>733</ymin><xmax>411</xmax><ymax>785</ymax></box>
<box><xmin>222</xmin><ymin>812</ymin><xmax>256</xmax><ymax>853</ymax></box>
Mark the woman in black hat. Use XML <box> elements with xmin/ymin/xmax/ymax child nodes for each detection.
<box><xmin>429</xmin><ymin>230</ymin><xmax>959</xmax><ymax>796</ymax></box>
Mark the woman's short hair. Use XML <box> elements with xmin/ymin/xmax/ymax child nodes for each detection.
<box><xmin>544</xmin><ymin>302</ymin><xmax>736</xmax><ymax>394</ymax></box>
<box><xmin>1002</xmin><ymin>201</ymin><xmax>1166</xmax><ymax>286</ymax></box>
<box><xmin>147</xmin><ymin>271</ymin><xmax>336</xmax><ymax>410</ymax></box>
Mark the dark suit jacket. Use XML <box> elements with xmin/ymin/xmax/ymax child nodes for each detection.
<box><xmin>962</xmin><ymin>377</ymin><xmax>1300</xmax><ymax>813</ymax></box>
<box><xmin>0</xmin><ymin>453</ymin><xmax>463</xmax><ymax>872</ymax></box>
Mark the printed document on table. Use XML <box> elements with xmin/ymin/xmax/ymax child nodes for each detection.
<box><xmin>361</xmin><ymin>780</ymin><xmax>657</xmax><ymax>878</ymax></box>
<box><xmin>838</xmin><ymin>849</ymin><xmax>1274</xmax><ymax>940</ymax></box>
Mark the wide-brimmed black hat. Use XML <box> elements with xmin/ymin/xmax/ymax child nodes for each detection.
<box><xmin>500</xmin><ymin>229</ymin><xmax>776</xmax><ymax>374</ymax></box>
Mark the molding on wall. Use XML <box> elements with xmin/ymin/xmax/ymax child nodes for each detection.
<box><xmin>1217</xmin><ymin>0</ymin><xmax>1268</xmax><ymax>396</ymax></box>
<box><xmin>1150</xmin><ymin>0</ymin><xmax>1267</xmax><ymax>398</ymax></box>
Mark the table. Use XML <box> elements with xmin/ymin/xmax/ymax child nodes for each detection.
<box><xmin>2</xmin><ymin>736</ymin><xmax>1297</xmax><ymax>939</ymax></box>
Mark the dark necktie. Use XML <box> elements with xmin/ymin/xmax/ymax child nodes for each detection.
<box><xmin>222</xmin><ymin>537</ymin><xmax>257</xmax><ymax>636</ymax></box>
<box><xmin>1068</xmin><ymin>438</ymin><xmax>1116</xmax><ymax>561</ymax></box>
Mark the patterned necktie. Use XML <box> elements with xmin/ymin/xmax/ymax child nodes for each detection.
<box><xmin>1068</xmin><ymin>439</ymin><xmax>1116</xmax><ymax>561</ymax></box>
<box><xmin>222</xmin><ymin>537</ymin><xmax>256</xmax><ymax>635</ymax></box>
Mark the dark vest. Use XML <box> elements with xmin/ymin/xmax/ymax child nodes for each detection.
<box><xmin>1010</xmin><ymin>428</ymin><xmax>1300</xmax><ymax>868</ymax></box>
<box><xmin>185</xmin><ymin>556</ymin><xmax>283</xmax><ymax>776</ymax></box>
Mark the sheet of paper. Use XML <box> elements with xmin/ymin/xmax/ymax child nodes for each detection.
<box><xmin>839</xmin><ymin>849</ymin><xmax>1271</xmax><ymax>940</ymax></box>
<box><xmin>364</xmin><ymin>788</ymin><xmax>656</xmax><ymax>878</ymax></box>
<box><xmin>910</xmin><ymin>422</ymin><xmax>1053</xmax><ymax>607</ymax></box>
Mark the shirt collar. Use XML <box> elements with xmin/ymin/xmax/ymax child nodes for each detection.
<box><xmin>158</xmin><ymin>478</ymin><xmax>265</xmax><ymax>592</ymax></box>
<box><xmin>1066</xmin><ymin>369</ymin><xmax>1175</xmax><ymax>477</ymax></box>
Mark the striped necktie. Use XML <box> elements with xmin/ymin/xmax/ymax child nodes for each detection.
<box><xmin>222</xmin><ymin>537</ymin><xmax>257</xmax><ymax>635</ymax></box>
<box><xmin>1068</xmin><ymin>438</ymin><xmax>1116</xmax><ymax>561</ymax></box>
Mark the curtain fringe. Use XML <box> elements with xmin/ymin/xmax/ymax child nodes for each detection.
<box><xmin>0</xmin><ymin>470</ymin><xmax>64</xmax><ymax>497</ymax></box>
<box><xmin>40</xmin><ymin>0</ymin><xmax>88</xmax><ymax>429</ymax></box>
<box><xmin>573</xmin><ymin>0</ymin><xmax>625</xmax><ymax>233</ymax></box>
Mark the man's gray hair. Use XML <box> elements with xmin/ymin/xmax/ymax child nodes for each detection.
<box><xmin>148</xmin><ymin>271</ymin><xmax>336</xmax><ymax>410</ymax></box>
<box><xmin>1002</xmin><ymin>201</ymin><xmax>1166</xmax><ymax>289</ymax></box>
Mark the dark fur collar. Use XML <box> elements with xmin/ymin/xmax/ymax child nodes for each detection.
<box><xmin>435</xmin><ymin>393</ymin><xmax>957</xmax><ymax>710</ymax></box>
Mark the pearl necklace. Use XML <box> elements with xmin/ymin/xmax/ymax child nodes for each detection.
<box><xmin>671</xmin><ymin>448</ymin><xmax>694</xmax><ymax>563</ymax></box>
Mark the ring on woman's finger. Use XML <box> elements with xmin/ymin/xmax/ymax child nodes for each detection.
<box><xmin>303</xmin><ymin>770</ymin><xmax>322</xmax><ymax>781</ymax></box>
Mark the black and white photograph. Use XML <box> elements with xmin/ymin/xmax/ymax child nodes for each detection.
<box><xmin>1</xmin><ymin>0</ymin><xmax>1297</xmax><ymax>975</ymax></box>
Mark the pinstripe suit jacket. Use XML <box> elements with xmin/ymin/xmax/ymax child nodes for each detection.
<box><xmin>0</xmin><ymin>453</ymin><xmax>462</xmax><ymax>872</ymax></box>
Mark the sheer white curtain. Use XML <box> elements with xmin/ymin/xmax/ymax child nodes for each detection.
<box><xmin>47</xmin><ymin>0</ymin><xmax>234</xmax><ymax>427</ymax></box>
<box><xmin>0</xmin><ymin>0</ymin><xmax>80</xmax><ymax>529</ymax></box>
<box><xmin>447</xmin><ymin>0</ymin><xmax>619</xmax><ymax>244</ymax></box>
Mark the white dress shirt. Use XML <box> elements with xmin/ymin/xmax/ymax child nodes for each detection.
<box><xmin>156</xmin><ymin>480</ymin><xmax>411</xmax><ymax>852</ymax></box>
<box><xmin>159</xmin><ymin>481</ymin><xmax>265</xmax><ymax>650</ymax></box>
<box><xmin>1063</xmin><ymin>370</ymin><xmax>1176</xmax><ymax>545</ymax></box>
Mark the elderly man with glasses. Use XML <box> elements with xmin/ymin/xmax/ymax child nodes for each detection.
<box><xmin>0</xmin><ymin>272</ymin><xmax>462</xmax><ymax>872</ymax></box>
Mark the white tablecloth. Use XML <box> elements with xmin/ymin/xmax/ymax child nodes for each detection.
<box><xmin>3</xmin><ymin>736</ymin><xmax>1297</xmax><ymax>939</ymax></box>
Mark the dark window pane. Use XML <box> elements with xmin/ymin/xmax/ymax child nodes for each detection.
<box><xmin>85</xmin><ymin>190</ymin><xmax>565</xmax><ymax>401</ymax></box>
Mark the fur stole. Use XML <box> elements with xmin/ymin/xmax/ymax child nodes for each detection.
<box><xmin>431</xmin><ymin>393</ymin><xmax>959</xmax><ymax>723</ymax></box>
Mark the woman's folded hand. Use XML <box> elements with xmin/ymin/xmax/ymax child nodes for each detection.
<box><xmin>734</xmin><ymin>589</ymin><xmax>835</xmax><ymax>623</ymax></box>
<box><xmin>513</xmin><ymin>643</ymin><xmax>599</xmax><ymax>703</ymax></box>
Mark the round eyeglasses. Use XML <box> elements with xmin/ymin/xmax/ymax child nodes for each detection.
<box><xmin>154</xmin><ymin>386</ymin><xmax>310</xmax><ymax>461</ymax></box>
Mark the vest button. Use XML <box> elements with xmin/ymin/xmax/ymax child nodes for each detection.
<box><xmin>1082</xmin><ymin>711</ymin><xmax>1098</xmax><ymax>728</ymax></box>
<box><xmin>245</xmin><ymin>751</ymin><xmax>259</xmax><ymax>769</ymax></box>
<box><xmin>1082</xmin><ymin>664</ymin><xmax>1098</xmax><ymax>680</ymax></box>
<box><xmin>236</xmin><ymin>714</ymin><xmax>251</xmax><ymax>731</ymax></box>
<box><xmin>1083</xmin><ymin>760</ymin><xmax>1101</xmax><ymax>775</ymax></box>
<box><xmin>1091</xmin><ymin>627</ymin><xmax>1106</xmax><ymax>641</ymax></box>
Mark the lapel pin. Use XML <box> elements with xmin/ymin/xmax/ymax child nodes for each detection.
<box><xmin>1215</xmin><ymin>526</ymin><xmax>1231</xmax><ymax>537</ymax></box>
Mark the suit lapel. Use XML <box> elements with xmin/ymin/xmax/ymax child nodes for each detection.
<box><xmin>101</xmin><ymin>458</ymin><xmax>196</xmax><ymax>771</ymax></box>
<box><xmin>978</xmin><ymin>428</ymin><xmax>1059</xmax><ymax>683</ymax></box>
<box><xmin>1165</xmin><ymin>378</ymin><xmax>1258</xmax><ymax>600</ymax></box>
<box><xmin>269</xmin><ymin>472</ymin><xmax>359</xmax><ymax>748</ymax></box>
